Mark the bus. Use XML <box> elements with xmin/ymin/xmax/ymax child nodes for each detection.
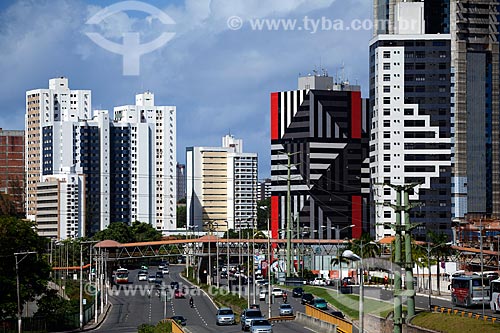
<box><xmin>450</xmin><ymin>275</ymin><xmax>489</xmax><ymax>307</ymax></box>
<box><xmin>490</xmin><ymin>278</ymin><xmax>500</xmax><ymax>313</ymax></box>
<box><xmin>115</xmin><ymin>268</ymin><xmax>129</xmax><ymax>284</ymax></box>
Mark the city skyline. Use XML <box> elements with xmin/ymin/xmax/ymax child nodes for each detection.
<box><xmin>0</xmin><ymin>0</ymin><xmax>372</xmax><ymax>179</ymax></box>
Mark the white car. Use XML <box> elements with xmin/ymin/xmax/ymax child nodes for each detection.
<box><xmin>312</xmin><ymin>278</ymin><xmax>327</xmax><ymax>286</ymax></box>
<box><xmin>271</xmin><ymin>288</ymin><xmax>283</xmax><ymax>298</ymax></box>
<box><xmin>259</xmin><ymin>289</ymin><xmax>268</xmax><ymax>301</ymax></box>
<box><xmin>138</xmin><ymin>272</ymin><xmax>148</xmax><ymax>281</ymax></box>
<box><xmin>162</xmin><ymin>267</ymin><xmax>170</xmax><ymax>274</ymax></box>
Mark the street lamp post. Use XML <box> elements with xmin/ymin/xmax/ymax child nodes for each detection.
<box><xmin>359</xmin><ymin>241</ymin><xmax>376</xmax><ymax>333</ymax></box>
<box><xmin>14</xmin><ymin>251</ymin><xmax>36</xmax><ymax>333</ymax></box>
<box><xmin>335</xmin><ymin>224</ymin><xmax>355</xmax><ymax>292</ymax></box>
<box><xmin>79</xmin><ymin>241</ymin><xmax>97</xmax><ymax>331</ymax></box>
<box><xmin>259</xmin><ymin>205</ymin><xmax>272</xmax><ymax>319</ymax></box>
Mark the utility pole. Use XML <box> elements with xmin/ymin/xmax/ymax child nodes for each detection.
<box><xmin>14</xmin><ymin>251</ymin><xmax>36</xmax><ymax>333</ymax></box>
<box><xmin>286</xmin><ymin>152</ymin><xmax>292</xmax><ymax>278</ymax></box>
<box><xmin>377</xmin><ymin>182</ymin><xmax>420</xmax><ymax>333</ymax></box>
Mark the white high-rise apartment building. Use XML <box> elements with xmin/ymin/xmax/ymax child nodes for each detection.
<box><xmin>26</xmin><ymin>78</ymin><xmax>177</xmax><ymax>239</ymax></box>
<box><xmin>114</xmin><ymin>92</ymin><xmax>177</xmax><ymax>231</ymax></box>
<box><xmin>186</xmin><ymin>135</ymin><xmax>258</xmax><ymax>231</ymax></box>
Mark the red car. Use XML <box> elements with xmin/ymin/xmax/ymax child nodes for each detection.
<box><xmin>174</xmin><ymin>289</ymin><xmax>185</xmax><ymax>298</ymax></box>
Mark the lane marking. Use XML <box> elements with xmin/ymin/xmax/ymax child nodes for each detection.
<box><xmin>303</xmin><ymin>326</ymin><xmax>319</xmax><ymax>332</ymax></box>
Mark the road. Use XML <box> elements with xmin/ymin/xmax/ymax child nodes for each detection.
<box><xmin>96</xmin><ymin>265</ymin><xmax>314</xmax><ymax>333</ymax></box>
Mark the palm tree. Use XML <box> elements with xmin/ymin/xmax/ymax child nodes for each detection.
<box><xmin>427</xmin><ymin>231</ymin><xmax>452</xmax><ymax>294</ymax></box>
<box><xmin>348</xmin><ymin>233</ymin><xmax>381</xmax><ymax>258</ymax></box>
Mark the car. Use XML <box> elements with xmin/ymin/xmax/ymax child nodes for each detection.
<box><xmin>292</xmin><ymin>287</ymin><xmax>303</xmax><ymax>297</ymax></box>
<box><xmin>249</xmin><ymin>304</ymin><xmax>260</xmax><ymax>310</ymax></box>
<box><xmin>220</xmin><ymin>271</ymin><xmax>228</xmax><ymax>279</ymax></box>
<box><xmin>271</xmin><ymin>288</ymin><xmax>283</xmax><ymax>298</ymax></box>
<box><xmin>259</xmin><ymin>289</ymin><xmax>268</xmax><ymax>301</ymax></box>
<box><xmin>255</xmin><ymin>279</ymin><xmax>269</xmax><ymax>287</ymax></box>
<box><xmin>215</xmin><ymin>307</ymin><xmax>235</xmax><ymax>325</ymax></box>
<box><xmin>158</xmin><ymin>262</ymin><xmax>169</xmax><ymax>270</ymax></box>
<box><xmin>174</xmin><ymin>289</ymin><xmax>185</xmax><ymax>298</ymax></box>
<box><xmin>147</xmin><ymin>275</ymin><xmax>157</xmax><ymax>283</ymax></box>
<box><xmin>140</xmin><ymin>264</ymin><xmax>149</xmax><ymax>270</ymax></box>
<box><xmin>156</xmin><ymin>271</ymin><xmax>164</xmax><ymax>279</ymax></box>
<box><xmin>137</xmin><ymin>270</ymin><xmax>148</xmax><ymax>281</ymax></box>
<box><xmin>301</xmin><ymin>293</ymin><xmax>314</xmax><ymax>305</ymax></box>
<box><xmin>342</xmin><ymin>277</ymin><xmax>355</xmax><ymax>286</ymax></box>
<box><xmin>241</xmin><ymin>309</ymin><xmax>264</xmax><ymax>331</ymax></box>
<box><xmin>331</xmin><ymin>311</ymin><xmax>345</xmax><ymax>319</ymax></box>
<box><xmin>311</xmin><ymin>298</ymin><xmax>328</xmax><ymax>310</ymax></box>
<box><xmin>169</xmin><ymin>315</ymin><xmax>186</xmax><ymax>326</ymax></box>
<box><xmin>162</xmin><ymin>267</ymin><xmax>170</xmax><ymax>274</ymax></box>
<box><xmin>312</xmin><ymin>277</ymin><xmax>327</xmax><ymax>286</ymax></box>
<box><xmin>170</xmin><ymin>281</ymin><xmax>179</xmax><ymax>289</ymax></box>
<box><xmin>249</xmin><ymin>319</ymin><xmax>273</xmax><ymax>333</ymax></box>
<box><xmin>279</xmin><ymin>303</ymin><xmax>293</xmax><ymax>316</ymax></box>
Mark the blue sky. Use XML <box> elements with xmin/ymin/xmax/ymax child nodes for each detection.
<box><xmin>0</xmin><ymin>0</ymin><xmax>372</xmax><ymax>178</ymax></box>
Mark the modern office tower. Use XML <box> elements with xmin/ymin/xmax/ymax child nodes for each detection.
<box><xmin>26</xmin><ymin>77</ymin><xmax>91</xmax><ymax>221</ymax></box>
<box><xmin>113</xmin><ymin>92</ymin><xmax>177</xmax><ymax>232</ymax></box>
<box><xmin>186</xmin><ymin>135</ymin><xmax>258</xmax><ymax>232</ymax></box>
<box><xmin>27</xmin><ymin>78</ymin><xmax>177</xmax><ymax>239</ymax></box>
<box><xmin>177</xmin><ymin>163</ymin><xmax>186</xmax><ymax>201</ymax></box>
<box><xmin>0</xmin><ymin>129</ymin><xmax>25</xmax><ymax>215</ymax></box>
<box><xmin>258</xmin><ymin>178</ymin><xmax>271</xmax><ymax>201</ymax></box>
<box><xmin>370</xmin><ymin>2</ymin><xmax>453</xmax><ymax>240</ymax></box>
<box><xmin>373</xmin><ymin>0</ymin><xmax>500</xmax><ymax>222</ymax></box>
<box><xmin>36</xmin><ymin>172</ymin><xmax>85</xmax><ymax>239</ymax></box>
<box><xmin>270</xmin><ymin>74</ymin><xmax>370</xmax><ymax>241</ymax></box>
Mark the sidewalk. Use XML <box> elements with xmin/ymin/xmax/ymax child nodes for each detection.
<box><xmin>78</xmin><ymin>303</ymin><xmax>112</xmax><ymax>332</ymax></box>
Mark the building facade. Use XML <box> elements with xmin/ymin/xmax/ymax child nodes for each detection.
<box><xmin>27</xmin><ymin>78</ymin><xmax>177</xmax><ymax>239</ymax></box>
<box><xmin>0</xmin><ymin>129</ymin><xmax>25</xmax><ymax>215</ymax></box>
<box><xmin>258</xmin><ymin>178</ymin><xmax>271</xmax><ymax>202</ymax></box>
<box><xmin>177</xmin><ymin>163</ymin><xmax>186</xmax><ymax>202</ymax></box>
<box><xmin>186</xmin><ymin>135</ymin><xmax>258</xmax><ymax>231</ymax></box>
<box><xmin>372</xmin><ymin>0</ymin><xmax>500</xmax><ymax>229</ymax></box>
<box><xmin>270</xmin><ymin>75</ymin><xmax>370</xmax><ymax>240</ymax></box>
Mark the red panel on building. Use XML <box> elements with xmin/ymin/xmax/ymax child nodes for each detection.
<box><xmin>350</xmin><ymin>91</ymin><xmax>361</xmax><ymax>139</ymax></box>
<box><xmin>352</xmin><ymin>195</ymin><xmax>362</xmax><ymax>238</ymax></box>
<box><xmin>271</xmin><ymin>92</ymin><xmax>279</xmax><ymax>140</ymax></box>
<box><xmin>271</xmin><ymin>195</ymin><xmax>279</xmax><ymax>239</ymax></box>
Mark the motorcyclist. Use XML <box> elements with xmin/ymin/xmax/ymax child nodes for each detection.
<box><xmin>189</xmin><ymin>296</ymin><xmax>194</xmax><ymax>308</ymax></box>
<box><xmin>283</xmin><ymin>291</ymin><xmax>288</xmax><ymax>303</ymax></box>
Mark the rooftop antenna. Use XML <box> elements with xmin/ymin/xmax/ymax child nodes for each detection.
<box><xmin>341</xmin><ymin>61</ymin><xmax>346</xmax><ymax>83</ymax></box>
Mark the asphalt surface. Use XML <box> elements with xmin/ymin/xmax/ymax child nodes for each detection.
<box><xmin>95</xmin><ymin>265</ymin><xmax>316</xmax><ymax>333</ymax></box>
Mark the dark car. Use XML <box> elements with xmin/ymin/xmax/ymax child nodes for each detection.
<box><xmin>170</xmin><ymin>281</ymin><xmax>179</xmax><ymax>289</ymax></box>
<box><xmin>331</xmin><ymin>311</ymin><xmax>345</xmax><ymax>319</ymax></box>
<box><xmin>249</xmin><ymin>304</ymin><xmax>260</xmax><ymax>310</ymax></box>
<box><xmin>292</xmin><ymin>287</ymin><xmax>304</xmax><ymax>298</ymax></box>
<box><xmin>301</xmin><ymin>293</ymin><xmax>314</xmax><ymax>305</ymax></box>
<box><xmin>156</xmin><ymin>271</ymin><xmax>164</xmax><ymax>279</ymax></box>
<box><xmin>169</xmin><ymin>315</ymin><xmax>187</xmax><ymax>326</ymax></box>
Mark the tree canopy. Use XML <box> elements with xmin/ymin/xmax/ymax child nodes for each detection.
<box><xmin>347</xmin><ymin>233</ymin><xmax>381</xmax><ymax>258</ymax></box>
<box><xmin>0</xmin><ymin>217</ymin><xmax>51</xmax><ymax>320</ymax></box>
<box><xmin>92</xmin><ymin>221</ymin><xmax>162</xmax><ymax>243</ymax></box>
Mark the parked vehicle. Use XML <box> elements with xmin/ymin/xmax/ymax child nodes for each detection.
<box><xmin>169</xmin><ymin>315</ymin><xmax>186</xmax><ymax>326</ymax></box>
<box><xmin>279</xmin><ymin>303</ymin><xmax>293</xmax><ymax>316</ymax></box>
<box><xmin>292</xmin><ymin>287</ymin><xmax>303</xmax><ymax>298</ymax></box>
<box><xmin>249</xmin><ymin>319</ymin><xmax>273</xmax><ymax>333</ymax></box>
<box><xmin>301</xmin><ymin>293</ymin><xmax>314</xmax><ymax>305</ymax></box>
<box><xmin>241</xmin><ymin>309</ymin><xmax>264</xmax><ymax>331</ymax></box>
<box><xmin>311</xmin><ymin>298</ymin><xmax>328</xmax><ymax>310</ymax></box>
<box><xmin>215</xmin><ymin>307</ymin><xmax>235</xmax><ymax>325</ymax></box>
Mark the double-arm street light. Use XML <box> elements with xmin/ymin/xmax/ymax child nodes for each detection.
<box><xmin>14</xmin><ymin>251</ymin><xmax>36</xmax><ymax>333</ymax></box>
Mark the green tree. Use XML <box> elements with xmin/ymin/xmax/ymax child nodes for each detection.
<box><xmin>35</xmin><ymin>289</ymin><xmax>74</xmax><ymax>329</ymax></box>
<box><xmin>92</xmin><ymin>221</ymin><xmax>133</xmax><ymax>243</ymax></box>
<box><xmin>256</xmin><ymin>198</ymin><xmax>270</xmax><ymax>230</ymax></box>
<box><xmin>177</xmin><ymin>205</ymin><xmax>187</xmax><ymax>228</ymax></box>
<box><xmin>0</xmin><ymin>217</ymin><xmax>51</xmax><ymax>320</ymax></box>
<box><xmin>130</xmin><ymin>221</ymin><xmax>162</xmax><ymax>242</ymax></box>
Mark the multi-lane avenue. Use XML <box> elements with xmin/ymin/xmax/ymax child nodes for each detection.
<box><xmin>95</xmin><ymin>265</ymin><xmax>313</xmax><ymax>333</ymax></box>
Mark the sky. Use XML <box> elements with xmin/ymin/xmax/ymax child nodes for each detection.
<box><xmin>0</xmin><ymin>0</ymin><xmax>373</xmax><ymax>179</ymax></box>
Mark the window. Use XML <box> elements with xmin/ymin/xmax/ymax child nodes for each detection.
<box><xmin>384</xmin><ymin>211</ymin><xmax>391</xmax><ymax>218</ymax></box>
<box><xmin>383</xmin><ymin>74</ymin><xmax>391</xmax><ymax>82</ymax></box>
<box><xmin>383</xmin><ymin>51</ymin><xmax>391</xmax><ymax>58</ymax></box>
<box><xmin>384</xmin><ymin>165</ymin><xmax>391</xmax><ymax>172</ymax></box>
<box><xmin>383</xmin><ymin>108</ymin><xmax>390</xmax><ymax>116</ymax></box>
<box><xmin>384</xmin><ymin>143</ymin><xmax>391</xmax><ymax>150</ymax></box>
<box><xmin>383</xmin><ymin>86</ymin><xmax>391</xmax><ymax>93</ymax></box>
<box><xmin>383</xmin><ymin>120</ymin><xmax>390</xmax><ymax>127</ymax></box>
<box><xmin>383</xmin><ymin>63</ymin><xmax>391</xmax><ymax>70</ymax></box>
<box><xmin>383</xmin><ymin>97</ymin><xmax>391</xmax><ymax>104</ymax></box>
<box><xmin>384</xmin><ymin>188</ymin><xmax>391</xmax><ymax>195</ymax></box>
<box><xmin>384</xmin><ymin>154</ymin><xmax>391</xmax><ymax>161</ymax></box>
<box><xmin>384</xmin><ymin>131</ymin><xmax>390</xmax><ymax>138</ymax></box>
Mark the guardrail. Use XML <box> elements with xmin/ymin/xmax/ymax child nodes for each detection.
<box><xmin>160</xmin><ymin>318</ymin><xmax>185</xmax><ymax>333</ymax></box>
<box><xmin>305</xmin><ymin>304</ymin><xmax>352</xmax><ymax>333</ymax></box>
<box><xmin>268</xmin><ymin>315</ymin><xmax>296</xmax><ymax>322</ymax></box>
<box><xmin>432</xmin><ymin>306</ymin><xmax>500</xmax><ymax>324</ymax></box>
